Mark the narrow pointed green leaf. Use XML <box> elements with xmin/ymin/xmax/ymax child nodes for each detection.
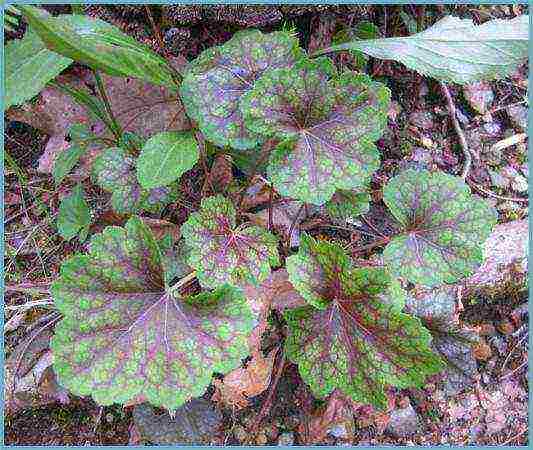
<box><xmin>57</xmin><ymin>184</ymin><xmax>91</xmax><ymax>241</ymax></box>
<box><xmin>5</xmin><ymin>27</ymin><xmax>72</xmax><ymax>109</ymax></box>
<box><xmin>285</xmin><ymin>235</ymin><xmax>444</xmax><ymax>409</ymax></box>
<box><xmin>137</xmin><ymin>131</ymin><xmax>199</xmax><ymax>189</ymax></box>
<box><xmin>51</xmin><ymin>217</ymin><xmax>256</xmax><ymax>411</ymax></box>
<box><xmin>19</xmin><ymin>5</ymin><xmax>176</xmax><ymax>89</ymax></box>
<box><xmin>317</xmin><ymin>15</ymin><xmax>529</xmax><ymax>84</ymax></box>
<box><xmin>181</xmin><ymin>195</ymin><xmax>280</xmax><ymax>289</ymax></box>
<box><xmin>382</xmin><ymin>169</ymin><xmax>498</xmax><ymax>287</ymax></box>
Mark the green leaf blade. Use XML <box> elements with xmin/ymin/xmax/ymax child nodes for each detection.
<box><xmin>57</xmin><ymin>184</ymin><xmax>91</xmax><ymax>241</ymax></box>
<box><xmin>137</xmin><ymin>131</ymin><xmax>199</xmax><ymax>189</ymax></box>
<box><xmin>51</xmin><ymin>217</ymin><xmax>256</xmax><ymax>411</ymax></box>
<box><xmin>284</xmin><ymin>235</ymin><xmax>444</xmax><ymax>409</ymax></box>
<box><xmin>5</xmin><ymin>28</ymin><xmax>72</xmax><ymax>109</ymax></box>
<box><xmin>242</xmin><ymin>62</ymin><xmax>390</xmax><ymax>205</ymax></box>
<box><xmin>19</xmin><ymin>5</ymin><xmax>176</xmax><ymax>88</ymax></box>
<box><xmin>179</xmin><ymin>29</ymin><xmax>303</xmax><ymax>150</ymax></box>
<box><xmin>181</xmin><ymin>195</ymin><xmax>280</xmax><ymax>289</ymax></box>
<box><xmin>382</xmin><ymin>169</ymin><xmax>498</xmax><ymax>287</ymax></box>
<box><xmin>318</xmin><ymin>15</ymin><xmax>529</xmax><ymax>84</ymax></box>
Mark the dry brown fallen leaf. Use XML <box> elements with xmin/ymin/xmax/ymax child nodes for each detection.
<box><xmin>298</xmin><ymin>389</ymin><xmax>355</xmax><ymax>444</ymax></box>
<box><xmin>201</xmin><ymin>153</ymin><xmax>234</xmax><ymax>196</ymax></box>
<box><xmin>5</xmin><ymin>328</ymin><xmax>69</xmax><ymax>415</ymax></box>
<box><xmin>140</xmin><ymin>217</ymin><xmax>181</xmax><ymax>241</ymax></box>
<box><xmin>212</xmin><ymin>347</ymin><xmax>278</xmax><ymax>410</ymax></box>
<box><xmin>7</xmin><ymin>63</ymin><xmax>189</xmax><ymax>176</ymax></box>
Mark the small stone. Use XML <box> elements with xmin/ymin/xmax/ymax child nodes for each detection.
<box><xmin>497</xmin><ymin>319</ymin><xmax>515</xmax><ymax>335</ymax></box>
<box><xmin>482</xmin><ymin>120</ymin><xmax>502</xmax><ymax>137</ymax></box>
<box><xmin>478</xmin><ymin>323</ymin><xmax>496</xmax><ymax>336</ymax></box>
<box><xmin>233</xmin><ymin>425</ymin><xmax>247</xmax><ymax>443</ymax></box>
<box><xmin>105</xmin><ymin>412</ymin><xmax>114</xmax><ymax>424</ymax></box>
<box><xmin>164</xmin><ymin>27</ymin><xmax>192</xmax><ymax>54</ymax></box>
<box><xmin>132</xmin><ymin>399</ymin><xmax>222</xmax><ymax>445</ymax></box>
<box><xmin>488</xmin><ymin>170</ymin><xmax>510</xmax><ymax>189</ymax></box>
<box><xmin>472</xmin><ymin>339</ymin><xmax>492</xmax><ymax>361</ymax></box>
<box><xmin>387</xmin><ymin>101</ymin><xmax>402</xmax><ymax>121</ymax></box>
<box><xmin>277</xmin><ymin>432</ymin><xmax>294</xmax><ymax>446</ymax></box>
<box><xmin>328</xmin><ymin>424</ymin><xmax>349</xmax><ymax>439</ymax></box>
<box><xmin>409</xmin><ymin>111</ymin><xmax>434</xmax><ymax>130</ymax></box>
<box><xmin>255</xmin><ymin>431</ymin><xmax>268</xmax><ymax>445</ymax></box>
<box><xmin>511</xmin><ymin>174</ymin><xmax>528</xmax><ymax>193</ymax></box>
<box><xmin>463</xmin><ymin>81</ymin><xmax>494</xmax><ymax>114</ymax></box>
<box><xmin>386</xmin><ymin>403</ymin><xmax>421</xmax><ymax>438</ymax></box>
<box><xmin>506</xmin><ymin>104</ymin><xmax>528</xmax><ymax>131</ymax></box>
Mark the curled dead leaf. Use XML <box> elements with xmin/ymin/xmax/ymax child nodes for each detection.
<box><xmin>212</xmin><ymin>347</ymin><xmax>278</xmax><ymax>409</ymax></box>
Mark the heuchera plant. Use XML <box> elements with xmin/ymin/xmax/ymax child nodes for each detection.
<box><xmin>10</xmin><ymin>5</ymin><xmax>524</xmax><ymax>413</ymax></box>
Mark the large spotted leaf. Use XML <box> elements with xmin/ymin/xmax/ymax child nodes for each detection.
<box><xmin>181</xmin><ymin>195</ymin><xmax>280</xmax><ymax>289</ymax></box>
<box><xmin>179</xmin><ymin>29</ymin><xmax>303</xmax><ymax>150</ymax></box>
<box><xmin>382</xmin><ymin>169</ymin><xmax>498</xmax><ymax>287</ymax></box>
<box><xmin>50</xmin><ymin>217</ymin><xmax>256</xmax><ymax>411</ymax></box>
<box><xmin>285</xmin><ymin>235</ymin><xmax>444</xmax><ymax>409</ymax></box>
<box><xmin>241</xmin><ymin>60</ymin><xmax>390</xmax><ymax>205</ymax></box>
<box><xmin>92</xmin><ymin>147</ymin><xmax>178</xmax><ymax>215</ymax></box>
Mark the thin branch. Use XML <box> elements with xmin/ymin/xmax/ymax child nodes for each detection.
<box><xmin>440</xmin><ymin>82</ymin><xmax>472</xmax><ymax>179</ymax></box>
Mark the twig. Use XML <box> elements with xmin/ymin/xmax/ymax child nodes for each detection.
<box><xmin>94</xmin><ymin>71</ymin><xmax>123</xmax><ymax>140</ymax></box>
<box><xmin>287</xmin><ymin>204</ymin><xmax>305</xmax><ymax>248</ymax></box>
<box><xmin>267</xmin><ymin>184</ymin><xmax>274</xmax><ymax>232</ymax></box>
<box><xmin>501</xmin><ymin>427</ymin><xmax>527</xmax><ymax>445</ymax></box>
<box><xmin>440</xmin><ymin>82</ymin><xmax>472</xmax><ymax>179</ymax></box>
<box><xmin>349</xmin><ymin>236</ymin><xmax>390</xmax><ymax>254</ymax></box>
<box><xmin>500</xmin><ymin>331</ymin><xmax>528</xmax><ymax>376</ymax></box>
<box><xmin>468</xmin><ymin>180</ymin><xmax>529</xmax><ymax>204</ymax></box>
<box><xmin>249</xmin><ymin>350</ymin><xmax>286</xmax><ymax>431</ymax></box>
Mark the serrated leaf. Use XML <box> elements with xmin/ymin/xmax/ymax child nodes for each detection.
<box><xmin>57</xmin><ymin>184</ymin><xmax>91</xmax><ymax>241</ymax></box>
<box><xmin>137</xmin><ymin>131</ymin><xmax>199</xmax><ymax>189</ymax></box>
<box><xmin>382</xmin><ymin>169</ymin><xmax>498</xmax><ymax>287</ymax></box>
<box><xmin>19</xmin><ymin>5</ymin><xmax>177</xmax><ymax>89</ymax></box>
<box><xmin>52</xmin><ymin>124</ymin><xmax>95</xmax><ymax>186</ymax></box>
<box><xmin>325</xmin><ymin>189</ymin><xmax>370</xmax><ymax>224</ymax></box>
<box><xmin>5</xmin><ymin>27</ymin><xmax>72</xmax><ymax>109</ymax></box>
<box><xmin>181</xmin><ymin>195</ymin><xmax>280</xmax><ymax>289</ymax></box>
<box><xmin>50</xmin><ymin>217</ymin><xmax>257</xmax><ymax>411</ymax></box>
<box><xmin>92</xmin><ymin>147</ymin><xmax>178</xmax><ymax>215</ymax></box>
<box><xmin>317</xmin><ymin>15</ymin><xmax>529</xmax><ymax>84</ymax></box>
<box><xmin>284</xmin><ymin>235</ymin><xmax>443</xmax><ymax>409</ymax></box>
<box><xmin>180</xmin><ymin>29</ymin><xmax>303</xmax><ymax>149</ymax></box>
<box><xmin>242</xmin><ymin>60</ymin><xmax>390</xmax><ymax>205</ymax></box>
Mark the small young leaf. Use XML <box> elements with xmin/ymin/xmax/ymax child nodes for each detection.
<box><xmin>285</xmin><ymin>235</ymin><xmax>444</xmax><ymax>409</ymax></box>
<box><xmin>50</xmin><ymin>217</ymin><xmax>256</xmax><ymax>411</ymax></box>
<box><xmin>317</xmin><ymin>15</ymin><xmax>529</xmax><ymax>84</ymax></box>
<box><xmin>5</xmin><ymin>27</ymin><xmax>72</xmax><ymax>109</ymax></box>
<box><xmin>242</xmin><ymin>60</ymin><xmax>390</xmax><ymax>205</ymax></box>
<box><xmin>19</xmin><ymin>5</ymin><xmax>176</xmax><ymax>89</ymax></box>
<box><xmin>52</xmin><ymin>124</ymin><xmax>95</xmax><ymax>186</ymax></box>
<box><xmin>92</xmin><ymin>147</ymin><xmax>178</xmax><ymax>215</ymax></box>
<box><xmin>382</xmin><ymin>169</ymin><xmax>498</xmax><ymax>287</ymax></box>
<box><xmin>180</xmin><ymin>29</ymin><xmax>303</xmax><ymax>150</ymax></box>
<box><xmin>137</xmin><ymin>131</ymin><xmax>199</xmax><ymax>189</ymax></box>
<box><xmin>57</xmin><ymin>184</ymin><xmax>91</xmax><ymax>241</ymax></box>
<box><xmin>325</xmin><ymin>189</ymin><xmax>370</xmax><ymax>224</ymax></box>
<box><xmin>181</xmin><ymin>195</ymin><xmax>280</xmax><ymax>289</ymax></box>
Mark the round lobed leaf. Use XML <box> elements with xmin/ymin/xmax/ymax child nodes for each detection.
<box><xmin>180</xmin><ymin>195</ymin><xmax>280</xmax><ymax>289</ymax></box>
<box><xmin>241</xmin><ymin>60</ymin><xmax>390</xmax><ymax>205</ymax></box>
<box><xmin>285</xmin><ymin>235</ymin><xmax>444</xmax><ymax>409</ymax></box>
<box><xmin>51</xmin><ymin>217</ymin><xmax>257</xmax><ymax>411</ymax></box>
<box><xmin>382</xmin><ymin>169</ymin><xmax>498</xmax><ymax>287</ymax></box>
<box><xmin>179</xmin><ymin>29</ymin><xmax>303</xmax><ymax>150</ymax></box>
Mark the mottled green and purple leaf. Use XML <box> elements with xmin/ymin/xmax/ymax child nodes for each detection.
<box><xmin>180</xmin><ymin>29</ymin><xmax>303</xmax><ymax>149</ymax></box>
<box><xmin>181</xmin><ymin>195</ymin><xmax>280</xmax><ymax>289</ymax></box>
<box><xmin>242</xmin><ymin>61</ymin><xmax>390</xmax><ymax>205</ymax></box>
<box><xmin>382</xmin><ymin>169</ymin><xmax>498</xmax><ymax>287</ymax></box>
<box><xmin>51</xmin><ymin>217</ymin><xmax>256</xmax><ymax>411</ymax></box>
<box><xmin>284</xmin><ymin>235</ymin><xmax>444</xmax><ymax>409</ymax></box>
